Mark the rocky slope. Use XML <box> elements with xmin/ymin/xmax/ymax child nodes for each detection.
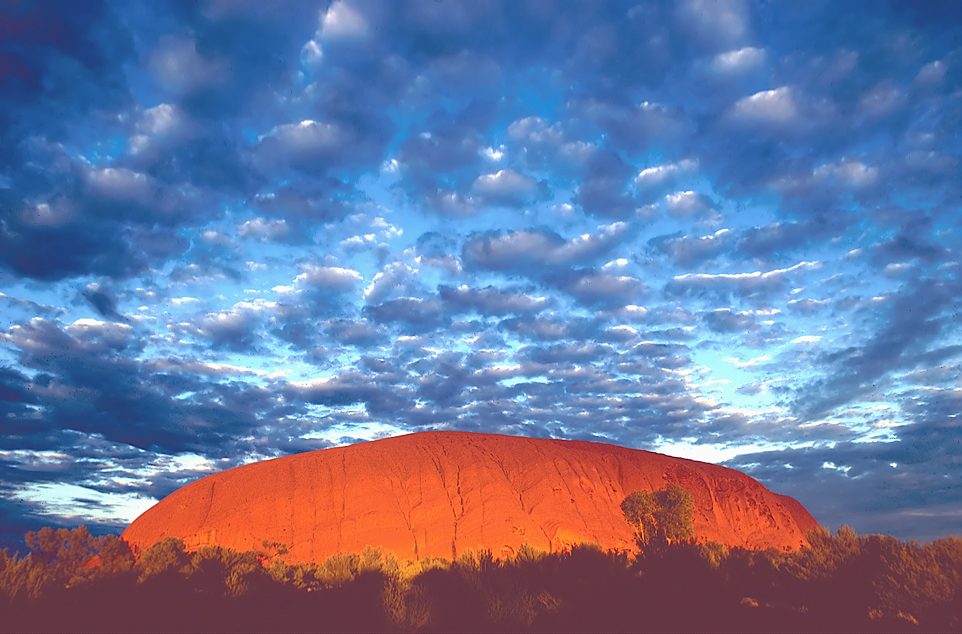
<box><xmin>123</xmin><ymin>431</ymin><xmax>820</xmax><ymax>563</ymax></box>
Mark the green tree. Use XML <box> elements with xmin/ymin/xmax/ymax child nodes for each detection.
<box><xmin>621</xmin><ymin>483</ymin><xmax>695</xmax><ymax>548</ymax></box>
<box><xmin>137</xmin><ymin>536</ymin><xmax>190</xmax><ymax>580</ymax></box>
<box><xmin>25</xmin><ymin>526</ymin><xmax>95</xmax><ymax>583</ymax></box>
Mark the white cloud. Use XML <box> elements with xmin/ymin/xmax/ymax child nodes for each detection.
<box><xmin>671</xmin><ymin>261</ymin><xmax>821</xmax><ymax>294</ymax></box>
<box><xmin>364</xmin><ymin>262</ymin><xmax>417</xmax><ymax>303</ymax></box>
<box><xmin>137</xmin><ymin>103</ymin><xmax>187</xmax><ymax>138</ymax></box>
<box><xmin>428</xmin><ymin>190</ymin><xmax>477</xmax><ymax>216</ymax></box>
<box><xmin>915</xmin><ymin>59</ymin><xmax>946</xmax><ymax>85</ymax></box>
<box><xmin>259</xmin><ymin>120</ymin><xmax>344</xmax><ymax>160</ymax></box>
<box><xmin>201</xmin><ymin>230</ymin><xmax>232</xmax><ymax>246</ymax></box>
<box><xmin>300</xmin><ymin>39</ymin><xmax>323</xmax><ymax>67</ymax></box>
<box><xmin>66</xmin><ymin>319</ymin><xmax>131</xmax><ymax>339</ymax></box>
<box><xmin>711</xmin><ymin>46</ymin><xmax>765</xmax><ymax>74</ymax></box>
<box><xmin>634</xmin><ymin>159</ymin><xmax>697</xmax><ymax>189</ymax></box>
<box><xmin>664</xmin><ymin>190</ymin><xmax>718</xmax><ymax>221</ymax></box>
<box><xmin>320</xmin><ymin>1</ymin><xmax>368</xmax><ymax>39</ymax></box>
<box><xmin>724</xmin><ymin>354</ymin><xmax>771</xmax><ymax>368</ymax></box>
<box><xmin>86</xmin><ymin>168</ymin><xmax>153</xmax><ymax>203</ymax></box>
<box><xmin>732</xmin><ymin>86</ymin><xmax>797</xmax><ymax>122</ymax></box>
<box><xmin>556</xmin><ymin>222</ymin><xmax>632</xmax><ymax>263</ymax></box>
<box><xmin>238</xmin><ymin>218</ymin><xmax>290</xmax><ymax>241</ymax></box>
<box><xmin>479</xmin><ymin>146</ymin><xmax>505</xmax><ymax>161</ymax></box>
<box><xmin>473</xmin><ymin>169</ymin><xmax>537</xmax><ymax>197</ymax></box>
<box><xmin>813</xmin><ymin>160</ymin><xmax>878</xmax><ymax>188</ymax></box>
<box><xmin>295</xmin><ymin>265</ymin><xmax>362</xmax><ymax>291</ymax></box>
<box><xmin>506</xmin><ymin>116</ymin><xmax>563</xmax><ymax>145</ymax></box>
<box><xmin>883</xmin><ymin>263</ymin><xmax>912</xmax><ymax>277</ymax></box>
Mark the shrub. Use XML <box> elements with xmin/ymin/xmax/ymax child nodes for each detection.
<box><xmin>137</xmin><ymin>536</ymin><xmax>190</xmax><ymax>580</ymax></box>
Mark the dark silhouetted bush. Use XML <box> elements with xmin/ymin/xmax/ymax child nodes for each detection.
<box><xmin>2</xmin><ymin>525</ymin><xmax>959</xmax><ymax>632</ymax></box>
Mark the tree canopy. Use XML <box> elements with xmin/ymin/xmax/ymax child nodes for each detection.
<box><xmin>621</xmin><ymin>483</ymin><xmax>695</xmax><ymax>548</ymax></box>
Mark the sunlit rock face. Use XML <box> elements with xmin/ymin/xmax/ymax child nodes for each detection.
<box><xmin>123</xmin><ymin>431</ymin><xmax>820</xmax><ymax>563</ymax></box>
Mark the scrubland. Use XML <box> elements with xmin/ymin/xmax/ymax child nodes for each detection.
<box><xmin>1</xmin><ymin>524</ymin><xmax>959</xmax><ymax>632</ymax></box>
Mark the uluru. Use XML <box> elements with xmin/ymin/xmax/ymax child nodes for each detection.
<box><xmin>123</xmin><ymin>431</ymin><xmax>821</xmax><ymax>564</ymax></box>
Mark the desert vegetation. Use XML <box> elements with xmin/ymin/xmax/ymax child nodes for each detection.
<box><xmin>2</xmin><ymin>504</ymin><xmax>959</xmax><ymax>632</ymax></box>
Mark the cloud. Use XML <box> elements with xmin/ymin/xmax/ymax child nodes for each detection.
<box><xmin>319</xmin><ymin>1</ymin><xmax>369</xmax><ymax>40</ymax></box>
<box><xmin>580</xmin><ymin>101</ymin><xmax>692</xmax><ymax>157</ymax></box>
<box><xmin>472</xmin><ymin>169</ymin><xmax>543</xmax><ymax>207</ymax></box>
<box><xmin>81</xmin><ymin>284</ymin><xmax>127</xmax><ymax>323</ymax></box>
<box><xmin>255</xmin><ymin>120</ymin><xmax>348</xmax><ymax>169</ymax></box>
<box><xmin>731</xmin><ymin>86</ymin><xmax>798</xmax><ymax>123</ymax></box>
<box><xmin>663</xmin><ymin>191</ymin><xmax>720</xmax><ymax>222</ymax></box>
<box><xmin>364</xmin><ymin>297</ymin><xmax>447</xmax><ymax>334</ymax></box>
<box><xmin>1</xmin><ymin>318</ymin><xmax>281</xmax><ymax>454</ymax></box>
<box><xmin>149</xmin><ymin>36</ymin><xmax>225</xmax><ymax>95</ymax></box>
<box><xmin>0</xmin><ymin>140</ymin><xmax>206</xmax><ymax>280</ymax></box>
<box><xmin>323</xmin><ymin>319</ymin><xmax>386</xmax><ymax>347</ymax></box>
<box><xmin>439</xmin><ymin>285</ymin><xmax>549</xmax><ymax>317</ymax></box>
<box><xmin>462</xmin><ymin>222</ymin><xmax>632</xmax><ymax>273</ymax></box>
<box><xmin>363</xmin><ymin>262</ymin><xmax>420</xmax><ymax>304</ymax></box>
<box><xmin>727</xmin><ymin>427</ymin><xmax>962</xmax><ymax>542</ymax></box>
<box><xmin>284</xmin><ymin>372</ymin><xmax>378</xmax><ymax>406</ymax></box>
<box><xmin>187</xmin><ymin>304</ymin><xmax>269</xmax><ymax>353</ymax></box>
<box><xmin>793</xmin><ymin>275</ymin><xmax>962</xmax><ymax>419</ymax></box>
<box><xmin>666</xmin><ymin>261</ymin><xmax>821</xmax><ymax>301</ymax></box>
<box><xmin>294</xmin><ymin>265</ymin><xmax>363</xmax><ymax>292</ymax></box>
<box><xmin>654</xmin><ymin>229</ymin><xmax>731</xmax><ymax>267</ymax></box>
<box><xmin>237</xmin><ymin>218</ymin><xmax>290</xmax><ymax>242</ymax></box>
<box><xmin>703</xmin><ymin>309</ymin><xmax>758</xmax><ymax>334</ymax></box>
<box><xmin>554</xmin><ymin>270</ymin><xmax>646</xmax><ymax>308</ymax></box>
<box><xmin>634</xmin><ymin>159</ymin><xmax>698</xmax><ymax>192</ymax></box>
<box><xmin>676</xmin><ymin>0</ymin><xmax>750</xmax><ymax>51</ymax></box>
<box><xmin>711</xmin><ymin>46</ymin><xmax>766</xmax><ymax>74</ymax></box>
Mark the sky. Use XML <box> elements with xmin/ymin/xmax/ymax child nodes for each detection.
<box><xmin>0</xmin><ymin>0</ymin><xmax>960</xmax><ymax>552</ymax></box>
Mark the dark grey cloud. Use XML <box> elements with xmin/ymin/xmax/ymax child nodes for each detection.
<box><xmin>652</xmin><ymin>229</ymin><xmax>731</xmax><ymax>267</ymax></box>
<box><xmin>727</xmin><ymin>411</ymin><xmax>962</xmax><ymax>542</ymax></box>
<box><xmin>439</xmin><ymin>285</ymin><xmax>550</xmax><ymax>317</ymax></box>
<box><xmin>551</xmin><ymin>269</ymin><xmax>646</xmax><ymax>308</ymax></box>
<box><xmin>499</xmin><ymin>314</ymin><xmax>597</xmax><ymax>342</ymax></box>
<box><xmin>461</xmin><ymin>223</ymin><xmax>634</xmax><ymax>286</ymax></box>
<box><xmin>572</xmin><ymin>149</ymin><xmax>641</xmax><ymax>219</ymax></box>
<box><xmin>363</xmin><ymin>297</ymin><xmax>447</xmax><ymax>334</ymax></box>
<box><xmin>736</xmin><ymin>214</ymin><xmax>857</xmax><ymax>260</ymax></box>
<box><xmin>870</xmin><ymin>215</ymin><xmax>953</xmax><ymax>266</ymax></box>
<box><xmin>793</xmin><ymin>275</ymin><xmax>962</xmax><ymax>420</ymax></box>
<box><xmin>323</xmin><ymin>318</ymin><xmax>386</xmax><ymax>347</ymax></box>
<box><xmin>702</xmin><ymin>308</ymin><xmax>759</xmax><ymax>333</ymax></box>
<box><xmin>0</xmin><ymin>318</ymin><xmax>286</xmax><ymax>455</ymax></box>
<box><xmin>0</xmin><ymin>140</ymin><xmax>201</xmax><ymax>280</ymax></box>
<box><xmin>81</xmin><ymin>283</ymin><xmax>127</xmax><ymax>323</ymax></box>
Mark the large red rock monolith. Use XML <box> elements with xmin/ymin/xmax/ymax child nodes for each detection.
<box><xmin>122</xmin><ymin>431</ymin><xmax>820</xmax><ymax>563</ymax></box>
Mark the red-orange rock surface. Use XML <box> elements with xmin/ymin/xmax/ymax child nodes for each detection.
<box><xmin>123</xmin><ymin>431</ymin><xmax>820</xmax><ymax>563</ymax></box>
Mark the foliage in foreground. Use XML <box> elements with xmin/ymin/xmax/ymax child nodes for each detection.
<box><xmin>1</xmin><ymin>524</ymin><xmax>959</xmax><ymax>632</ymax></box>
